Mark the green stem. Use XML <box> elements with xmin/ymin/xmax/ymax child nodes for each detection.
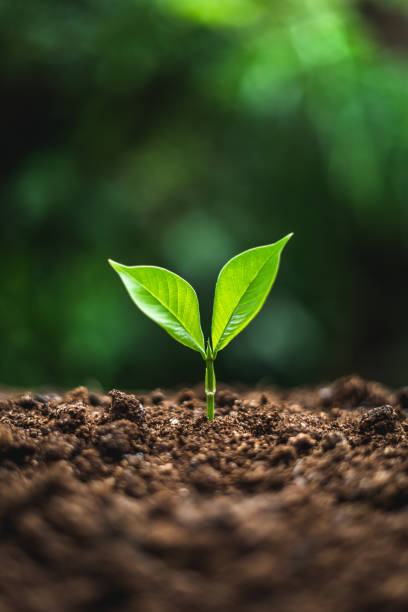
<box><xmin>205</xmin><ymin>357</ymin><xmax>216</xmax><ymax>421</ymax></box>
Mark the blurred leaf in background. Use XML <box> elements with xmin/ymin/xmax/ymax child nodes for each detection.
<box><xmin>1</xmin><ymin>0</ymin><xmax>408</xmax><ymax>390</ymax></box>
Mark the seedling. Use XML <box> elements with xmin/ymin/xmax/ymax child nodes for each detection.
<box><xmin>109</xmin><ymin>233</ymin><xmax>292</xmax><ymax>421</ymax></box>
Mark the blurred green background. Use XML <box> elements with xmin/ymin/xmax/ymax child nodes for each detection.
<box><xmin>1</xmin><ymin>0</ymin><xmax>408</xmax><ymax>391</ymax></box>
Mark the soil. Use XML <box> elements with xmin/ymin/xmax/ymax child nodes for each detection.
<box><xmin>1</xmin><ymin>375</ymin><xmax>408</xmax><ymax>612</ymax></box>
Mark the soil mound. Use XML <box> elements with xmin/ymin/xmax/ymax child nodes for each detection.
<box><xmin>0</xmin><ymin>376</ymin><xmax>408</xmax><ymax>611</ymax></box>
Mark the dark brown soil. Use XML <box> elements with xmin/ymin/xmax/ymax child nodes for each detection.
<box><xmin>1</xmin><ymin>375</ymin><xmax>408</xmax><ymax>612</ymax></box>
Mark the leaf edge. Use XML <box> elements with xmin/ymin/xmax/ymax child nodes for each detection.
<box><xmin>108</xmin><ymin>259</ymin><xmax>206</xmax><ymax>358</ymax></box>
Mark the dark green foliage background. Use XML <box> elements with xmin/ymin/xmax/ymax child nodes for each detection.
<box><xmin>1</xmin><ymin>0</ymin><xmax>408</xmax><ymax>390</ymax></box>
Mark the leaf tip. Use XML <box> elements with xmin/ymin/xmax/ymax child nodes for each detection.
<box><xmin>277</xmin><ymin>232</ymin><xmax>294</xmax><ymax>251</ymax></box>
<box><xmin>108</xmin><ymin>259</ymin><xmax>122</xmax><ymax>272</ymax></box>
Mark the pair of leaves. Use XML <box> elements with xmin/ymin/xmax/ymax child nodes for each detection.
<box><xmin>109</xmin><ymin>233</ymin><xmax>292</xmax><ymax>360</ymax></box>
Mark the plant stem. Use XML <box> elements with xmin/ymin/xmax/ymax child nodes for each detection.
<box><xmin>205</xmin><ymin>356</ymin><xmax>216</xmax><ymax>421</ymax></box>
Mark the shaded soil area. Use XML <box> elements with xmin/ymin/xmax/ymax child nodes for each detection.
<box><xmin>1</xmin><ymin>376</ymin><xmax>408</xmax><ymax>611</ymax></box>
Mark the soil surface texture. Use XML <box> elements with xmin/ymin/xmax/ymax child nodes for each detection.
<box><xmin>1</xmin><ymin>376</ymin><xmax>408</xmax><ymax>612</ymax></box>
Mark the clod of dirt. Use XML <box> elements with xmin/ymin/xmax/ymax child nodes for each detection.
<box><xmin>151</xmin><ymin>389</ymin><xmax>165</xmax><ymax>405</ymax></box>
<box><xmin>52</xmin><ymin>401</ymin><xmax>87</xmax><ymax>433</ymax></box>
<box><xmin>17</xmin><ymin>393</ymin><xmax>42</xmax><ymax>411</ymax></box>
<box><xmin>396</xmin><ymin>386</ymin><xmax>408</xmax><ymax>410</ymax></box>
<box><xmin>359</xmin><ymin>404</ymin><xmax>398</xmax><ymax>434</ymax></box>
<box><xmin>109</xmin><ymin>389</ymin><xmax>145</xmax><ymax>424</ymax></box>
<box><xmin>177</xmin><ymin>388</ymin><xmax>195</xmax><ymax>405</ymax></box>
<box><xmin>65</xmin><ymin>386</ymin><xmax>90</xmax><ymax>404</ymax></box>
<box><xmin>216</xmin><ymin>389</ymin><xmax>238</xmax><ymax>407</ymax></box>
<box><xmin>0</xmin><ymin>427</ymin><xmax>35</xmax><ymax>463</ymax></box>
<box><xmin>0</xmin><ymin>425</ymin><xmax>13</xmax><ymax>452</ymax></box>
<box><xmin>288</xmin><ymin>432</ymin><xmax>316</xmax><ymax>453</ymax></box>
<box><xmin>321</xmin><ymin>430</ymin><xmax>345</xmax><ymax>450</ymax></box>
<box><xmin>88</xmin><ymin>391</ymin><xmax>104</xmax><ymax>407</ymax></box>
<box><xmin>317</xmin><ymin>374</ymin><xmax>394</xmax><ymax>409</ymax></box>
<box><xmin>94</xmin><ymin>420</ymin><xmax>145</xmax><ymax>459</ymax></box>
<box><xmin>269</xmin><ymin>444</ymin><xmax>296</xmax><ymax>465</ymax></box>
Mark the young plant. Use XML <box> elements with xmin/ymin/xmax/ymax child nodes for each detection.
<box><xmin>109</xmin><ymin>233</ymin><xmax>292</xmax><ymax>421</ymax></box>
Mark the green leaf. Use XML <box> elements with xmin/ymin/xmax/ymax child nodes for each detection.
<box><xmin>211</xmin><ymin>233</ymin><xmax>293</xmax><ymax>356</ymax></box>
<box><xmin>109</xmin><ymin>260</ymin><xmax>206</xmax><ymax>357</ymax></box>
